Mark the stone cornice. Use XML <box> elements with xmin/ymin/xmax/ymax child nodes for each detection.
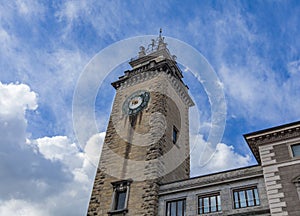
<box><xmin>111</xmin><ymin>60</ymin><xmax>194</xmax><ymax>107</ymax></box>
<box><xmin>112</xmin><ymin>58</ymin><xmax>183</xmax><ymax>88</ymax></box>
<box><xmin>244</xmin><ymin>121</ymin><xmax>300</xmax><ymax>164</ymax></box>
<box><xmin>159</xmin><ymin>166</ymin><xmax>263</xmax><ymax>195</ymax></box>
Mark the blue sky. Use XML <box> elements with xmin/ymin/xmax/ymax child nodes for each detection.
<box><xmin>1</xmin><ymin>1</ymin><xmax>300</xmax><ymax>215</ymax></box>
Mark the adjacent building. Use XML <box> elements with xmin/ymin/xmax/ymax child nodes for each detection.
<box><xmin>159</xmin><ymin>121</ymin><xmax>300</xmax><ymax>216</ymax></box>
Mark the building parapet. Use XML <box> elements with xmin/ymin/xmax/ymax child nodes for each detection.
<box><xmin>159</xmin><ymin>165</ymin><xmax>263</xmax><ymax>195</ymax></box>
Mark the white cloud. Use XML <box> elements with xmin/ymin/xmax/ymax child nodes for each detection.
<box><xmin>219</xmin><ymin>59</ymin><xmax>300</xmax><ymax>123</ymax></box>
<box><xmin>30</xmin><ymin>132</ymin><xmax>104</xmax><ymax>215</ymax></box>
<box><xmin>208</xmin><ymin>143</ymin><xmax>250</xmax><ymax>170</ymax></box>
<box><xmin>0</xmin><ymin>28</ymin><xmax>12</xmax><ymax>49</ymax></box>
<box><xmin>287</xmin><ymin>60</ymin><xmax>300</xmax><ymax>75</ymax></box>
<box><xmin>190</xmin><ymin>134</ymin><xmax>251</xmax><ymax>176</ymax></box>
<box><xmin>0</xmin><ymin>83</ymin><xmax>72</xmax><ymax>201</ymax></box>
<box><xmin>84</xmin><ymin>132</ymin><xmax>105</xmax><ymax>167</ymax></box>
<box><xmin>0</xmin><ymin>82</ymin><xmax>37</xmax><ymax>116</ymax></box>
<box><xmin>0</xmin><ymin>1</ymin><xmax>46</xmax><ymax>69</ymax></box>
<box><xmin>0</xmin><ymin>82</ymin><xmax>104</xmax><ymax>215</ymax></box>
<box><xmin>0</xmin><ymin>82</ymin><xmax>37</xmax><ymax>151</ymax></box>
<box><xmin>185</xmin><ymin>4</ymin><xmax>300</xmax><ymax>126</ymax></box>
<box><xmin>15</xmin><ymin>0</ymin><xmax>45</xmax><ymax>18</ymax></box>
<box><xmin>34</xmin><ymin>131</ymin><xmax>105</xmax><ymax>183</ymax></box>
<box><xmin>56</xmin><ymin>1</ymin><xmax>88</xmax><ymax>22</ymax></box>
<box><xmin>55</xmin><ymin>1</ymin><xmax>167</xmax><ymax>40</ymax></box>
<box><xmin>0</xmin><ymin>199</ymin><xmax>49</xmax><ymax>216</ymax></box>
<box><xmin>0</xmin><ymin>1</ymin><xmax>90</xmax><ymax>138</ymax></box>
<box><xmin>184</xmin><ymin>4</ymin><xmax>300</xmax><ymax>125</ymax></box>
<box><xmin>35</xmin><ymin>136</ymin><xmax>78</xmax><ymax>163</ymax></box>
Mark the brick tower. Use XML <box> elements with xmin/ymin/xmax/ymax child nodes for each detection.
<box><xmin>87</xmin><ymin>31</ymin><xmax>194</xmax><ymax>216</ymax></box>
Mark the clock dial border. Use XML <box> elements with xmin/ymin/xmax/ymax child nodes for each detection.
<box><xmin>122</xmin><ymin>90</ymin><xmax>150</xmax><ymax>115</ymax></box>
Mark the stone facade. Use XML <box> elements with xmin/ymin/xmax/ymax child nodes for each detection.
<box><xmin>245</xmin><ymin>121</ymin><xmax>300</xmax><ymax>216</ymax></box>
<box><xmin>157</xmin><ymin>121</ymin><xmax>300</xmax><ymax>216</ymax></box>
<box><xmin>88</xmin><ymin>35</ymin><xmax>194</xmax><ymax>216</ymax></box>
<box><xmin>158</xmin><ymin>166</ymin><xmax>270</xmax><ymax>216</ymax></box>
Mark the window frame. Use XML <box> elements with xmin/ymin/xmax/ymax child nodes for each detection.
<box><xmin>173</xmin><ymin>126</ymin><xmax>179</xmax><ymax>144</ymax></box>
<box><xmin>198</xmin><ymin>192</ymin><xmax>221</xmax><ymax>214</ymax></box>
<box><xmin>291</xmin><ymin>143</ymin><xmax>300</xmax><ymax>158</ymax></box>
<box><xmin>165</xmin><ymin>198</ymin><xmax>186</xmax><ymax>216</ymax></box>
<box><xmin>114</xmin><ymin>189</ymin><xmax>127</xmax><ymax>210</ymax></box>
<box><xmin>232</xmin><ymin>186</ymin><xmax>260</xmax><ymax>209</ymax></box>
<box><xmin>108</xmin><ymin>179</ymin><xmax>132</xmax><ymax>215</ymax></box>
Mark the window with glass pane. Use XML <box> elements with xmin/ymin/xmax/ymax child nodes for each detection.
<box><xmin>109</xmin><ymin>180</ymin><xmax>131</xmax><ymax>214</ymax></box>
<box><xmin>291</xmin><ymin>144</ymin><xmax>300</xmax><ymax>157</ymax></box>
<box><xmin>166</xmin><ymin>199</ymin><xmax>186</xmax><ymax>216</ymax></box>
<box><xmin>233</xmin><ymin>187</ymin><xmax>260</xmax><ymax>209</ymax></box>
<box><xmin>198</xmin><ymin>193</ymin><xmax>221</xmax><ymax>214</ymax></box>
<box><xmin>173</xmin><ymin>126</ymin><xmax>178</xmax><ymax>144</ymax></box>
<box><xmin>114</xmin><ymin>190</ymin><xmax>126</xmax><ymax>210</ymax></box>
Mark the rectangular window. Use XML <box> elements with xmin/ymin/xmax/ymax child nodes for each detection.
<box><xmin>173</xmin><ymin>126</ymin><xmax>178</xmax><ymax>144</ymax></box>
<box><xmin>291</xmin><ymin>144</ymin><xmax>300</xmax><ymax>157</ymax></box>
<box><xmin>198</xmin><ymin>193</ymin><xmax>221</xmax><ymax>214</ymax></box>
<box><xmin>109</xmin><ymin>180</ymin><xmax>132</xmax><ymax>215</ymax></box>
<box><xmin>166</xmin><ymin>199</ymin><xmax>186</xmax><ymax>216</ymax></box>
<box><xmin>233</xmin><ymin>186</ymin><xmax>260</xmax><ymax>209</ymax></box>
<box><xmin>114</xmin><ymin>190</ymin><xmax>126</xmax><ymax>210</ymax></box>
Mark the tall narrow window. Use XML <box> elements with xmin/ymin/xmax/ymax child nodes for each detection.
<box><xmin>166</xmin><ymin>199</ymin><xmax>186</xmax><ymax>216</ymax></box>
<box><xmin>291</xmin><ymin>144</ymin><xmax>300</xmax><ymax>157</ymax></box>
<box><xmin>198</xmin><ymin>193</ymin><xmax>221</xmax><ymax>214</ymax></box>
<box><xmin>109</xmin><ymin>180</ymin><xmax>132</xmax><ymax>215</ymax></box>
<box><xmin>115</xmin><ymin>190</ymin><xmax>126</xmax><ymax>210</ymax></box>
<box><xmin>173</xmin><ymin>126</ymin><xmax>178</xmax><ymax>144</ymax></box>
<box><xmin>233</xmin><ymin>186</ymin><xmax>260</xmax><ymax>209</ymax></box>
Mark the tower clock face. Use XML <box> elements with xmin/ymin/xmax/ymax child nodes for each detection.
<box><xmin>123</xmin><ymin>90</ymin><xmax>150</xmax><ymax>115</ymax></box>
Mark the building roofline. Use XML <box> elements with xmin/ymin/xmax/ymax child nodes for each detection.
<box><xmin>159</xmin><ymin>165</ymin><xmax>263</xmax><ymax>195</ymax></box>
<box><xmin>243</xmin><ymin>120</ymin><xmax>300</xmax><ymax>138</ymax></box>
<box><xmin>160</xmin><ymin>164</ymin><xmax>261</xmax><ymax>186</ymax></box>
<box><xmin>243</xmin><ymin>120</ymin><xmax>300</xmax><ymax>164</ymax></box>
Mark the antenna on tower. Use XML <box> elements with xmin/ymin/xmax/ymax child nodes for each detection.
<box><xmin>159</xmin><ymin>28</ymin><xmax>162</xmax><ymax>38</ymax></box>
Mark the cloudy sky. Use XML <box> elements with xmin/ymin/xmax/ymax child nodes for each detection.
<box><xmin>1</xmin><ymin>1</ymin><xmax>300</xmax><ymax>215</ymax></box>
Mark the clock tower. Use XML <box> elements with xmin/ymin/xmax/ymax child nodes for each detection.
<box><xmin>87</xmin><ymin>31</ymin><xmax>194</xmax><ymax>216</ymax></box>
